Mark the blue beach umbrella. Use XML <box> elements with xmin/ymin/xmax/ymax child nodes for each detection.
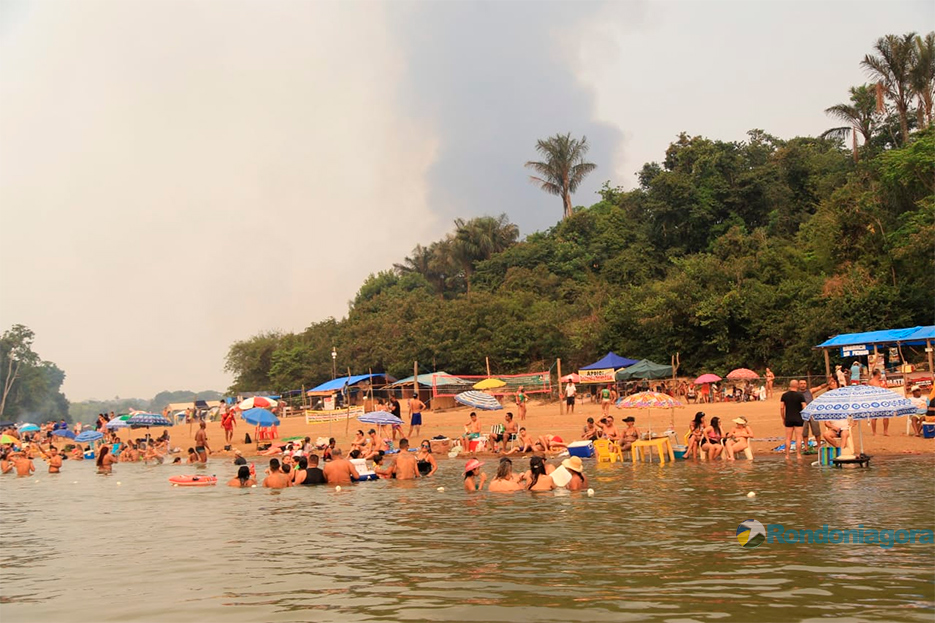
<box><xmin>18</xmin><ymin>423</ymin><xmax>40</xmax><ymax>433</ymax></box>
<box><xmin>803</xmin><ymin>385</ymin><xmax>916</xmax><ymax>455</ymax></box>
<box><xmin>52</xmin><ymin>429</ymin><xmax>76</xmax><ymax>440</ymax></box>
<box><xmin>128</xmin><ymin>413</ymin><xmax>172</xmax><ymax>428</ymax></box>
<box><xmin>106</xmin><ymin>418</ymin><xmax>129</xmax><ymax>430</ymax></box>
<box><xmin>358</xmin><ymin>411</ymin><xmax>404</xmax><ymax>426</ymax></box>
<box><xmin>241</xmin><ymin>408</ymin><xmax>280</xmax><ymax>427</ymax></box>
<box><xmin>454</xmin><ymin>391</ymin><xmax>503</xmax><ymax>411</ymax></box>
<box><xmin>76</xmin><ymin>430</ymin><xmax>104</xmax><ymax>444</ymax></box>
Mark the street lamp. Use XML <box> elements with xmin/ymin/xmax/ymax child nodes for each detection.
<box><xmin>331</xmin><ymin>346</ymin><xmax>337</xmax><ymax>380</ymax></box>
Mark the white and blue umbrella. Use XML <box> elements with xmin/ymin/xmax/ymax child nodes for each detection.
<box><xmin>358</xmin><ymin>411</ymin><xmax>404</xmax><ymax>426</ymax></box>
<box><xmin>241</xmin><ymin>408</ymin><xmax>280</xmax><ymax>427</ymax></box>
<box><xmin>18</xmin><ymin>423</ymin><xmax>39</xmax><ymax>433</ymax></box>
<box><xmin>75</xmin><ymin>430</ymin><xmax>104</xmax><ymax>444</ymax></box>
<box><xmin>128</xmin><ymin>413</ymin><xmax>172</xmax><ymax>428</ymax></box>
<box><xmin>454</xmin><ymin>391</ymin><xmax>503</xmax><ymax>411</ymax></box>
<box><xmin>106</xmin><ymin>418</ymin><xmax>129</xmax><ymax>430</ymax></box>
<box><xmin>803</xmin><ymin>385</ymin><xmax>916</xmax><ymax>455</ymax></box>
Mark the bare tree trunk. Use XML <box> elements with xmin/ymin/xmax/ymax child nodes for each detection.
<box><xmin>563</xmin><ymin>191</ymin><xmax>573</xmax><ymax>219</ymax></box>
<box><xmin>0</xmin><ymin>358</ymin><xmax>20</xmax><ymax>418</ymax></box>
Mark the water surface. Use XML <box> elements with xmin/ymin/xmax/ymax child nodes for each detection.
<box><xmin>1</xmin><ymin>455</ymin><xmax>933</xmax><ymax>622</ymax></box>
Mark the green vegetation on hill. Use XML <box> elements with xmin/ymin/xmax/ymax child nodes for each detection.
<box><xmin>225</xmin><ymin>32</ymin><xmax>934</xmax><ymax>393</ymax></box>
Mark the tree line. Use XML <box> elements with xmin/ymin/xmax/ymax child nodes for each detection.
<box><xmin>225</xmin><ymin>32</ymin><xmax>933</xmax><ymax>394</ymax></box>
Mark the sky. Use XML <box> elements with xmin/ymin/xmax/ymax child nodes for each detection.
<box><xmin>1</xmin><ymin>0</ymin><xmax>931</xmax><ymax>401</ymax></box>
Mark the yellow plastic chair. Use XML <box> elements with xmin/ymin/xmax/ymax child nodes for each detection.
<box><xmin>593</xmin><ymin>438</ymin><xmax>622</xmax><ymax>463</ymax></box>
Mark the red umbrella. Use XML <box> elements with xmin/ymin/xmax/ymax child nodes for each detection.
<box><xmin>561</xmin><ymin>373</ymin><xmax>580</xmax><ymax>383</ymax></box>
<box><xmin>694</xmin><ymin>374</ymin><xmax>722</xmax><ymax>384</ymax></box>
<box><xmin>726</xmin><ymin>368</ymin><xmax>759</xmax><ymax>381</ymax></box>
<box><xmin>238</xmin><ymin>396</ymin><xmax>278</xmax><ymax>410</ymax></box>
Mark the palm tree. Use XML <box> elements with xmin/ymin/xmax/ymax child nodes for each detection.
<box><xmin>862</xmin><ymin>33</ymin><xmax>918</xmax><ymax>143</ymax></box>
<box><xmin>820</xmin><ymin>85</ymin><xmax>879</xmax><ymax>161</ymax></box>
<box><xmin>525</xmin><ymin>133</ymin><xmax>597</xmax><ymax>220</ymax></box>
<box><xmin>451</xmin><ymin>214</ymin><xmax>519</xmax><ymax>293</ymax></box>
<box><xmin>910</xmin><ymin>32</ymin><xmax>935</xmax><ymax>128</ymax></box>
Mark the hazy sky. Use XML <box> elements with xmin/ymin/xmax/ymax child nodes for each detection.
<box><xmin>1</xmin><ymin>1</ymin><xmax>931</xmax><ymax>401</ymax></box>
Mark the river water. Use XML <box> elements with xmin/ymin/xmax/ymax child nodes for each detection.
<box><xmin>1</xmin><ymin>455</ymin><xmax>933</xmax><ymax>623</ymax></box>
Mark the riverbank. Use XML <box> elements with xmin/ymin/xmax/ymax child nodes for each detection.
<box><xmin>120</xmin><ymin>395</ymin><xmax>933</xmax><ymax>461</ymax></box>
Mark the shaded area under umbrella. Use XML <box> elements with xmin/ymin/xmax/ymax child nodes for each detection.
<box><xmin>455</xmin><ymin>391</ymin><xmax>503</xmax><ymax>411</ymax></box>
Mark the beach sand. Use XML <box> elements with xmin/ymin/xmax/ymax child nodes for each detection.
<box><xmin>145</xmin><ymin>395</ymin><xmax>932</xmax><ymax>463</ymax></box>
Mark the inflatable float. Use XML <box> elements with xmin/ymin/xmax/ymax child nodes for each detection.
<box><xmin>169</xmin><ymin>475</ymin><xmax>218</xmax><ymax>486</ymax></box>
<box><xmin>350</xmin><ymin>458</ymin><xmax>378</xmax><ymax>481</ymax></box>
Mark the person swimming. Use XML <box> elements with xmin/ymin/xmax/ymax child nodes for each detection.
<box><xmin>463</xmin><ymin>458</ymin><xmax>486</xmax><ymax>492</ymax></box>
<box><xmin>228</xmin><ymin>465</ymin><xmax>256</xmax><ymax>488</ymax></box>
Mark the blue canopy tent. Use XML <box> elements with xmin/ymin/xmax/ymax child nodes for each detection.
<box><xmin>307</xmin><ymin>373</ymin><xmax>396</xmax><ymax>394</ymax></box>
<box><xmin>815</xmin><ymin>325</ymin><xmax>935</xmax><ymax>381</ymax></box>
<box><xmin>578</xmin><ymin>352</ymin><xmax>638</xmax><ymax>384</ymax></box>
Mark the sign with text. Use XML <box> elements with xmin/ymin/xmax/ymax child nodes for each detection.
<box><xmin>578</xmin><ymin>368</ymin><xmax>615</xmax><ymax>384</ymax></box>
<box><xmin>842</xmin><ymin>345</ymin><xmax>870</xmax><ymax>357</ymax></box>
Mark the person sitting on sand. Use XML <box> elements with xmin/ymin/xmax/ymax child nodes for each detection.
<box><xmin>322</xmin><ymin>447</ymin><xmax>359</xmax><ymax>484</ymax></box>
<box><xmin>504</xmin><ymin>427</ymin><xmax>534</xmax><ymax>455</ymax></box>
<box><xmin>523</xmin><ymin>456</ymin><xmax>555</xmax><ymax>491</ymax></box>
<box><xmin>364</xmin><ymin>429</ymin><xmax>388</xmax><ymax>460</ymax></box>
<box><xmin>228</xmin><ymin>465</ymin><xmax>256</xmax><ymax>488</ymax></box>
<box><xmin>260</xmin><ymin>444</ymin><xmax>284</xmax><ymax>457</ymax></box>
<box><xmin>581</xmin><ymin>417</ymin><xmax>601</xmax><ymax>441</ymax></box>
<box><xmin>350</xmin><ymin>430</ymin><xmax>367</xmax><ymax>454</ymax></box>
<box><xmin>461</xmin><ymin>412</ymin><xmax>483</xmax><ymax>453</ymax></box>
<box><xmin>463</xmin><ymin>458</ymin><xmax>486</xmax><ymax>492</ymax></box>
<box><xmin>619</xmin><ymin>417</ymin><xmax>641</xmax><ymax>453</ymax></box>
<box><xmin>534</xmin><ymin>434</ymin><xmax>566</xmax><ymax>453</ymax></box>
<box><xmin>392</xmin><ymin>438</ymin><xmax>419</xmax><ymax>480</ymax></box>
<box><xmin>262</xmin><ymin>458</ymin><xmax>291</xmax><ymax>488</ymax></box>
<box><xmin>561</xmin><ymin>456</ymin><xmax>587</xmax><ymax>491</ymax></box>
<box><xmin>488</xmin><ymin>457</ymin><xmax>522</xmax><ymax>492</ymax></box>
<box><xmin>725</xmin><ymin>417</ymin><xmax>753</xmax><ymax>460</ymax></box>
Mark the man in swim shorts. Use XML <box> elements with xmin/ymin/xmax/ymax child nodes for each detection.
<box><xmin>47</xmin><ymin>446</ymin><xmax>63</xmax><ymax>474</ymax></box>
<box><xmin>263</xmin><ymin>458</ymin><xmax>291</xmax><ymax>488</ymax></box>
<box><xmin>461</xmin><ymin>412</ymin><xmax>483</xmax><ymax>453</ymax></box>
<box><xmin>408</xmin><ymin>393</ymin><xmax>425</xmax><ymax>439</ymax></box>
<box><xmin>322</xmin><ymin>447</ymin><xmax>359</xmax><ymax>484</ymax></box>
<box><xmin>780</xmin><ymin>379</ymin><xmax>807</xmax><ymax>459</ymax></box>
<box><xmin>393</xmin><ymin>438</ymin><xmax>419</xmax><ymax>480</ymax></box>
<box><xmin>194</xmin><ymin>421</ymin><xmax>211</xmax><ymax>463</ymax></box>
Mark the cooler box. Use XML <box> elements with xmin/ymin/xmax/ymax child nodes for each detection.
<box><xmin>468</xmin><ymin>438</ymin><xmax>486</xmax><ymax>452</ymax></box>
<box><xmin>673</xmin><ymin>445</ymin><xmax>688</xmax><ymax>460</ymax></box>
<box><xmin>567</xmin><ymin>441</ymin><xmax>594</xmax><ymax>459</ymax></box>
<box><xmin>923</xmin><ymin>423</ymin><xmax>935</xmax><ymax>439</ymax></box>
<box><xmin>430</xmin><ymin>438</ymin><xmax>451</xmax><ymax>454</ymax></box>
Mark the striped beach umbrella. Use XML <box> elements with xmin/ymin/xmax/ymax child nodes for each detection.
<box><xmin>616</xmin><ymin>391</ymin><xmax>684</xmax><ymax>436</ymax></box>
<box><xmin>128</xmin><ymin>413</ymin><xmax>172</xmax><ymax>428</ymax></box>
<box><xmin>454</xmin><ymin>391</ymin><xmax>503</xmax><ymax>411</ymax></box>
<box><xmin>802</xmin><ymin>385</ymin><xmax>917</xmax><ymax>455</ymax></box>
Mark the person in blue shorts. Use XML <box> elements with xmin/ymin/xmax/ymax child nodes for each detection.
<box><xmin>408</xmin><ymin>392</ymin><xmax>426</xmax><ymax>438</ymax></box>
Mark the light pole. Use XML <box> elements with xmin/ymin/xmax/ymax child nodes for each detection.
<box><xmin>331</xmin><ymin>346</ymin><xmax>337</xmax><ymax>380</ymax></box>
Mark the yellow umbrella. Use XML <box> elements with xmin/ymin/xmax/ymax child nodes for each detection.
<box><xmin>473</xmin><ymin>378</ymin><xmax>506</xmax><ymax>390</ymax></box>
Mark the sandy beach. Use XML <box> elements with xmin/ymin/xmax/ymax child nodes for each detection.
<box><xmin>152</xmin><ymin>395</ymin><xmax>933</xmax><ymax>462</ymax></box>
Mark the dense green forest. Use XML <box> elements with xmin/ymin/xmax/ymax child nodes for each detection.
<box><xmin>223</xmin><ymin>32</ymin><xmax>933</xmax><ymax>393</ymax></box>
<box><xmin>0</xmin><ymin>325</ymin><xmax>69</xmax><ymax>422</ymax></box>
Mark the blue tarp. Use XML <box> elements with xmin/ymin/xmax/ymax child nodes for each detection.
<box><xmin>307</xmin><ymin>373</ymin><xmax>394</xmax><ymax>394</ymax></box>
<box><xmin>580</xmin><ymin>352</ymin><xmax>638</xmax><ymax>370</ymax></box>
<box><xmin>815</xmin><ymin>326</ymin><xmax>935</xmax><ymax>348</ymax></box>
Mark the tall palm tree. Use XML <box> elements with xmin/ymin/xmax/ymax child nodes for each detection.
<box><xmin>862</xmin><ymin>33</ymin><xmax>918</xmax><ymax>143</ymax></box>
<box><xmin>451</xmin><ymin>214</ymin><xmax>519</xmax><ymax>293</ymax></box>
<box><xmin>910</xmin><ymin>32</ymin><xmax>935</xmax><ymax>128</ymax></box>
<box><xmin>820</xmin><ymin>85</ymin><xmax>879</xmax><ymax>161</ymax></box>
<box><xmin>525</xmin><ymin>133</ymin><xmax>597</xmax><ymax>220</ymax></box>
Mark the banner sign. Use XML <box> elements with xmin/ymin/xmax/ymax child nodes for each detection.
<box><xmin>305</xmin><ymin>406</ymin><xmax>365</xmax><ymax>425</ymax></box>
<box><xmin>578</xmin><ymin>368</ymin><xmax>615</xmax><ymax>383</ymax></box>
<box><xmin>842</xmin><ymin>345</ymin><xmax>869</xmax><ymax>357</ymax></box>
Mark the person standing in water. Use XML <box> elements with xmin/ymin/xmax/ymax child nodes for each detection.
<box><xmin>47</xmin><ymin>446</ymin><xmax>62</xmax><ymax>474</ymax></box>
<box><xmin>195</xmin><ymin>421</ymin><xmax>211</xmax><ymax>463</ymax></box>
<box><xmin>392</xmin><ymin>439</ymin><xmax>419</xmax><ymax>480</ymax></box>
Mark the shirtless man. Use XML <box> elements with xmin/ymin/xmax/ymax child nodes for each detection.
<box><xmin>262</xmin><ymin>458</ymin><xmax>291</xmax><ymax>488</ymax></box>
<box><xmin>619</xmin><ymin>417</ymin><xmax>641</xmax><ymax>453</ymax></box>
<box><xmin>491</xmin><ymin>412</ymin><xmax>518</xmax><ymax>452</ymax></box>
<box><xmin>322</xmin><ymin>447</ymin><xmax>359</xmax><ymax>484</ymax></box>
<box><xmin>408</xmin><ymin>393</ymin><xmax>426</xmax><ymax>439</ymax></box>
<box><xmin>14</xmin><ymin>452</ymin><xmax>35</xmax><ymax>477</ymax></box>
<box><xmin>581</xmin><ymin>417</ymin><xmax>601</xmax><ymax>441</ymax></box>
<box><xmin>505</xmin><ymin>427</ymin><xmax>534</xmax><ymax>454</ymax></box>
<box><xmin>601</xmin><ymin>416</ymin><xmax>621</xmax><ymax>444</ymax></box>
<box><xmin>47</xmin><ymin>446</ymin><xmax>63</xmax><ymax>474</ymax></box>
<box><xmin>364</xmin><ymin>429</ymin><xmax>388</xmax><ymax>459</ymax></box>
<box><xmin>393</xmin><ymin>439</ymin><xmax>419</xmax><ymax>480</ymax></box>
<box><xmin>461</xmin><ymin>412</ymin><xmax>483</xmax><ymax>452</ymax></box>
<box><xmin>194</xmin><ymin>421</ymin><xmax>211</xmax><ymax>463</ymax></box>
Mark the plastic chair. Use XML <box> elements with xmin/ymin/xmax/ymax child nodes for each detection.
<box><xmin>593</xmin><ymin>438</ymin><xmax>622</xmax><ymax>463</ymax></box>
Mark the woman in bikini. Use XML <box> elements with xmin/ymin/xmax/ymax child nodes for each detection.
<box><xmin>703</xmin><ymin>416</ymin><xmax>725</xmax><ymax>460</ymax></box>
<box><xmin>415</xmin><ymin>440</ymin><xmax>437</xmax><ymax>476</ymax></box>
<box><xmin>523</xmin><ymin>456</ymin><xmax>555</xmax><ymax>491</ymax></box>
<box><xmin>350</xmin><ymin>430</ymin><xmax>367</xmax><ymax>454</ymax></box>
<box><xmin>228</xmin><ymin>465</ymin><xmax>256</xmax><ymax>487</ymax></box>
<box><xmin>684</xmin><ymin>412</ymin><xmax>706</xmax><ymax>460</ymax></box>
<box><xmin>725</xmin><ymin>417</ymin><xmax>753</xmax><ymax>460</ymax></box>
<box><xmin>96</xmin><ymin>446</ymin><xmax>118</xmax><ymax>474</ymax></box>
<box><xmin>488</xmin><ymin>457</ymin><xmax>522</xmax><ymax>492</ymax></box>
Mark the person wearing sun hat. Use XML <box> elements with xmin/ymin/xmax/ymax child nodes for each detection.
<box><xmin>463</xmin><ymin>458</ymin><xmax>486</xmax><ymax>492</ymax></box>
<box><xmin>907</xmin><ymin>385</ymin><xmax>928</xmax><ymax>437</ymax></box>
<box><xmin>724</xmin><ymin>416</ymin><xmax>753</xmax><ymax>461</ymax></box>
<box><xmin>560</xmin><ymin>456</ymin><xmax>588</xmax><ymax>491</ymax></box>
